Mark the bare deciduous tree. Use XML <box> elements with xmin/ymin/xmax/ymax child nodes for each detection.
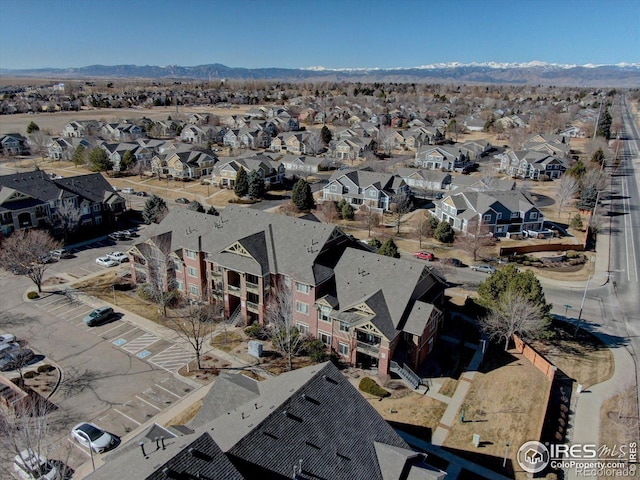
<box><xmin>479</xmin><ymin>288</ymin><xmax>546</xmax><ymax>351</ymax></box>
<box><xmin>376</xmin><ymin>125</ymin><xmax>395</xmax><ymax>156</ymax></box>
<box><xmin>390</xmin><ymin>191</ymin><xmax>412</xmax><ymax>235</ymax></box>
<box><xmin>0</xmin><ymin>229</ymin><xmax>61</xmax><ymax>292</ymax></box>
<box><xmin>455</xmin><ymin>224</ymin><xmax>496</xmax><ymax>262</ymax></box>
<box><xmin>140</xmin><ymin>235</ymin><xmax>179</xmax><ymax>316</ymax></box>
<box><xmin>412</xmin><ymin>212</ymin><xmax>433</xmax><ymax>248</ymax></box>
<box><xmin>266</xmin><ymin>277</ymin><xmax>303</xmax><ymax>371</ymax></box>
<box><xmin>555</xmin><ymin>175</ymin><xmax>579</xmax><ymax>219</ymax></box>
<box><xmin>358</xmin><ymin>204</ymin><xmax>381</xmax><ymax>238</ymax></box>
<box><xmin>306</xmin><ymin>131</ymin><xmax>325</xmax><ymax>156</ymax></box>
<box><xmin>52</xmin><ymin>201</ymin><xmax>82</xmax><ymax>243</ymax></box>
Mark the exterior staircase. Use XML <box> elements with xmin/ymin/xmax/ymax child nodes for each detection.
<box><xmin>390</xmin><ymin>361</ymin><xmax>422</xmax><ymax>389</ymax></box>
<box><xmin>228</xmin><ymin>305</ymin><xmax>243</xmax><ymax>327</ymax></box>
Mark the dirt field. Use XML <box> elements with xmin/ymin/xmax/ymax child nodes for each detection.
<box><xmin>0</xmin><ymin>105</ymin><xmax>252</xmax><ymax>136</ymax></box>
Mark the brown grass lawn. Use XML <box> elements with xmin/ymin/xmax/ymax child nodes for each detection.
<box><xmin>443</xmin><ymin>348</ymin><xmax>550</xmax><ymax>480</ymax></box>
<box><xmin>211</xmin><ymin>331</ymin><xmax>244</xmax><ymax>352</ymax></box>
<box><xmin>531</xmin><ymin>321</ymin><xmax>614</xmax><ymax>389</ymax></box>
<box><xmin>599</xmin><ymin>386</ymin><xmax>639</xmax><ymax>480</ymax></box>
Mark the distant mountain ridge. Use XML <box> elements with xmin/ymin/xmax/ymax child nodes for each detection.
<box><xmin>2</xmin><ymin>62</ymin><xmax>639</xmax><ymax>87</ymax></box>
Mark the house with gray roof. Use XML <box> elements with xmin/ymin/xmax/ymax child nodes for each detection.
<box><xmin>86</xmin><ymin>363</ymin><xmax>446</xmax><ymax>480</ymax></box>
<box><xmin>280</xmin><ymin>154</ymin><xmax>329</xmax><ymax>175</ymax></box>
<box><xmin>396</xmin><ymin>168</ymin><xmax>451</xmax><ymax>195</ymax></box>
<box><xmin>323</xmin><ymin>168</ymin><xmax>409</xmax><ymax>212</ymax></box>
<box><xmin>0</xmin><ymin>172</ymin><xmax>125</xmax><ymax>236</ymax></box>
<box><xmin>128</xmin><ymin>207</ymin><xmax>446</xmax><ymax>376</ymax></box>
<box><xmin>414</xmin><ymin>145</ymin><xmax>470</xmax><ymax>171</ymax></box>
<box><xmin>432</xmin><ymin>189</ymin><xmax>546</xmax><ymax>238</ymax></box>
<box><xmin>498</xmin><ymin>150</ymin><xmax>568</xmax><ymax>180</ymax></box>
<box><xmin>211</xmin><ymin>156</ymin><xmax>284</xmax><ymax>188</ymax></box>
<box><xmin>0</xmin><ymin>133</ymin><xmax>29</xmax><ymax>156</ymax></box>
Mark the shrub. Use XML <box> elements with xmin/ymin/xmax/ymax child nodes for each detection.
<box><xmin>23</xmin><ymin>371</ymin><xmax>38</xmax><ymax>379</ymax></box>
<box><xmin>305</xmin><ymin>339</ymin><xmax>328</xmax><ymax>362</ymax></box>
<box><xmin>566</xmin><ymin>250</ymin><xmax>579</xmax><ymax>259</ymax></box>
<box><xmin>244</xmin><ymin>323</ymin><xmax>267</xmax><ymax>339</ymax></box>
<box><xmin>358</xmin><ymin>377</ymin><xmax>390</xmax><ymax>398</ymax></box>
<box><xmin>37</xmin><ymin>364</ymin><xmax>55</xmax><ymax>373</ymax></box>
<box><xmin>27</xmin><ymin>291</ymin><xmax>39</xmax><ymax>300</ymax></box>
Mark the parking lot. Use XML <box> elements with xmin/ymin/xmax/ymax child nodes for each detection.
<box><xmin>0</xmin><ymin>233</ymin><xmax>200</xmax><ymax>474</ymax></box>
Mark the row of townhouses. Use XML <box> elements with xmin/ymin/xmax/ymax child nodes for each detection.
<box><xmin>128</xmin><ymin>207</ymin><xmax>446</xmax><ymax>379</ymax></box>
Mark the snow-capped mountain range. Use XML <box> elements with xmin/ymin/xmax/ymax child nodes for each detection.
<box><xmin>2</xmin><ymin>61</ymin><xmax>639</xmax><ymax>87</ymax></box>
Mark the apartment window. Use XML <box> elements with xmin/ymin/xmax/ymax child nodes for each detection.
<box><xmin>92</xmin><ymin>204</ymin><xmax>100</xmax><ymax>212</ymax></box>
<box><xmin>318</xmin><ymin>331</ymin><xmax>331</xmax><ymax>346</ymax></box>
<box><xmin>483</xmin><ymin>214</ymin><xmax>492</xmax><ymax>222</ymax></box>
<box><xmin>338</xmin><ymin>343</ymin><xmax>349</xmax><ymax>356</ymax></box>
<box><xmin>339</xmin><ymin>321</ymin><xmax>349</xmax><ymax>332</ymax></box>
<box><xmin>295</xmin><ymin>282</ymin><xmax>310</xmax><ymax>294</ymax></box>
<box><xmin>189</xmin><ymin>284</ymin><xmax>199</xmax><ymax>295</ymax></box>
<box><xmin>176</xmin><ymin>280</ymin><xmax>184</xmax><ymax>290</ymax></box>
<box><xmin>95</xmin><ymin>216</ymin><xmax>102</xmax><ymax>225</ymax></box>
<box><xmin>188</xmin><ymin>266</ymin><xmax>197</xmax><ymax>277</ymax></box>
<box><xmin>174</xmin><ymin>262</ymin><xmax>181</xmax><ymax>272</ymax></box>
<box><xmin>295</xmin><ymin>301</ymin><xmax>309</xmax><ymax>315</ymax></box>
<box><xmin>297</xmin><ymin>323</ymin><xmax>309</xmax><ymax>335</ymax></box>
<box><xmin>185</xmin><ymin>250</ymin><xmax>197</xmax><ymax>259</ymax></box>
<box><xmin>318</xmin><ymin>306</ymin><xmax>331</xmax><ymax>323</ymax></box>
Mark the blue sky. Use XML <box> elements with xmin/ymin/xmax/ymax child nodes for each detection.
<box><xmin>1</xmin><ymin>0</ymin><xmax>638</xmax><ymax>70</ymax></box>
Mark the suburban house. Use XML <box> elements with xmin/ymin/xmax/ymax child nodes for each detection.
<box><xmin>161</xmin><ymin>149</ymin><xmax>218</xmax><ymax>179</ymax></box>
<box><xmin>211</xmin><ymin>156</ymin><xmax>284</xmax><ymax>188</ymax></box>
<box><xmin>127</xmin><ymin>207</ymin><xmax>446</xmax><ymax>378</ymax></box>
<box><xmin>414</xmin><ymin>145</ymin><xmax>471</xmax><ymax>171</ymax></box>
<box><xmin>449</xmin><ymin>175</ymin><xmax>516</xmax><ymax>192</ymax></box>
<box><xmin>322</xmin><ymin>169</ymin><xmax>410</xmax><ymax>212</ymax></box>
<box><xmin>0</xmin><ymin>172</ymin><xmax>125</xmax><ymax>236</ymax></box>
<box><xmin>269</xmin><ymin>131</ymin><xmax>313</xmax><ymax>155</ymax></box>
<box><xmin>62</xmin><ymin>120</ymin><xmax>101</xmax><ymax>138</ymax></box>
<box><xmin>463</xmin><ymin>117</ymin><xmax>485</xmax><ymax>132</ymax></box>
<box><xmin>558</xmin><ymin>125</ymin><xmax>586</xmax><ymax>138</ymax></box>
<box><xmin>100</xmin><ymin>142</ymin><xmax>152</xmax><ymax>171</ymax></box>
<box><xmin>100</xmin><ymin>122</ymin><xmax>144</xmax><ymax>142</ymax></box>
<box><xmin>280</xmin><ymin>154</ymin><xmax>329</xmax><ymax>175</ymax></box>
<box><xmin>47</xmin><ymin>137</ymin><xmax>92</xmax><ymax>160</ymax></box>
<box><xmin>432</xmin><ymin>189</ymin><xmax>546</xmax><ymax>238</ymax></box>
<box><xmin>331</xmin><ymin>136</ymin><xmax>375</xmax><ymax>160</ymax></box>
<box><xmin>460</xmin><ymin>139</ymin><xmax>493</xmax><ymax>159</ymax></box>
<box><xmin>186</xmin><ymin>113</ymin><xmax>211</xmax><ymax>125</ymax></box>
<box><xmin>223</xmin><ymin>127</ymin><xmax>270</xmax><ymax>150</ymax></box>
<box><xmin>523</xmin><ymin>133</ymin><xmax>571</xmax><ymax>158</ymax></box>
<box><xmin>0</xmin><ymin>133</ymin><xmax>29</xmax><ymax>156</ymax></box>
<box><xmin>396</xmin><ymin>168</ymin><xmax>452</xmax><ymax>194</ymax></box>
<box><xmin>498</xmin><ymin>150</ymin><xmax>568</xmax><ymax>179</ymax></box>
<box><xmin>84</xmin><ymin>362</ymin><xmax>446</xmax><ymax>480</ymax></box>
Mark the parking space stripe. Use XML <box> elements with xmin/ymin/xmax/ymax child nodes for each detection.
<box><xmin>99</xmin><ymin>322</ymin><xmax>127</xmax><ymax>336</ymax></box>
<box><xmin>68</xmin><ymin>439</ymin><xmax>91</xmax><ymax>457</ymax></box>
<box><xmin>113</xmin><ymin>408</ymin><xmax>141</xmax><ymax>426</ymax></box>
<box><xmin>135</xmin><ymin>395</ymin><xmax>162</xmax><ymax>411</ymax></box>
<box><xmin>155</xmin><ymin>383</ymin><xmax>182</xmax><ymax>399</ymax></box>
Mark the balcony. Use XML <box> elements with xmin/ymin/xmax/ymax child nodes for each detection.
<box><xmin>247</xmin><ymin>301</ymin><xmax>260</xmax><ymax>313</ymax></box>
<box><xmin>228</xmin><ymin>284</ymin><xmax>241</xmax><ymax>293</ymax></box>
<box><xmin>246</xmin><ymin>281</ymin><xmax>259</xmax><ymax>294</ymax></box>
<box><xmin>356</xmin><ymin>341</ymin><xmax>380</xmax><ymax>357</ymax></box>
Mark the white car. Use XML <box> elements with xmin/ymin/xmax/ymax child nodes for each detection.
<box><xmin>96</xmin><ymin>257</ymin><xmax>118</xmax><ymax>268</ymax></box>
<box><xmin>13</xmin><ymin>449</ymin><xmax>61</xmax><ymax>480</ymax></box>
<box><xmin>106</xmin><ymin>251</ymin><xmax>129</xmax><ymax>263</ymax></box>
<box><xmin>71</xmin><ymin>422</ymin><xmax>117</xmax><ymax>453</ymax></box>
<box><xmin>0</xmin><ymin>333</ymin><xmax>16</xmax><ymax>345</ymax></box>
<box><xmin>471</xmin><ymin>264</ymin><xmax>497</xmax><ymax>274</ymax></box>
<box><xmin>121</xmin><ymin>187</ymin><xmax>135</xmax><ymax>194</ymax></box>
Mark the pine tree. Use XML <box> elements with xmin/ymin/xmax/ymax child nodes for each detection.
<box><xmin>434</xmin><ymin>220</ymin><xmax>455</xmax><ymax>244</ymax></box>
<box><xmin>206</xmin><ymin>206</ymin><xmax>219</xmax><ymax>216</ymax></box>
<box><xmin>71</xmin><ymin>144</ymin><xmax>86</xmax><ymax>167</ymax></box>
<box><xmin>248</xmin><ymin>171</ymin><xmax>266</xmax><ymax>199</ymax></box>
<box><xmin>591</xmin><ymin>148</ymin><xmax>605</xmax><ymax>165</ymax></box>
<box><xmin>292</xmin><ymin>179</ymin><xmax>315</xmax><ymax>210</ymax></box>
<box><xmin>234</xmin><ymin>169</ymin><xmax>249</xmax><ymax>197</ymax></box>
<box><xmin>377</xmin><ymin>238</ymin><xmax>400</xmax><ymax>258</ymax></box>
<box><xmin>570</xmin><ymin>214</ymin><xmax>584</xmax><ymax>230</ymax></box>
<box><xmin>88</xmin><ymin>147</ymin><xmax>112</xmax><ymax>172</ymax></box>
<box><xmin>142</xmin><ymin>194</ymin><xmax>168</xmax><ymax>224</ymax></box>
<box><xmin>120</xmin><ymin>150</ymin><xmax>136</xmax><ymax>171</ymax></box>
<box><xmin>320</xmin><ymin>125</ymin><xmax>332</xmax><ymax>145</ymax></box>
<box><xmin>26</xmin><ymin>121</ymin><xmax>39</xmax><ymax>134</ymax></box>
<box><xmin>368</xmin><ymin>238</ymin><xmax>382</xmax><ymax>249</ymax></box>
<box><xmin>340</xmin><ymin>201</ymin><xmax>355</xmax><ymax>220</ymax></box>
<box><xmin>188</xmin><ymin>200</ymin><xmax>205</xmax><ymax>213</ymax></box>
<box><xmin>577</xmin><ymin>185</ymin><xmax>598</xmax><ymax>211</ymax></box>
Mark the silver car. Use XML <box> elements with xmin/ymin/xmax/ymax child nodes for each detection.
<box><xmin>71</xmin><ymin>423</ymin><xmax>117</xmax><ymax>453</ymax></box>
<box><xmin>471</xmin><ymin>264</ymin><xmax>497</xmax><ymax>274</ymax></box>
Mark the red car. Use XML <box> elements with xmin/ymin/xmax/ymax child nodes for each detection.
<box><xmin>413</xmin><ymin>251</ymin><xmax>434</xmax><ymax>261</ymax></box>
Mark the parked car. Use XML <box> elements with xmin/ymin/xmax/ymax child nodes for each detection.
<box><xmin>413</xmin><ymin>251</ymin><xmax>435</xmax><ymax>261</ymax></box>
<box><xmin>13</xmin><ymin>449</ymin><xmax>61</xmax><ymax>480</ymax></box>
<box><xmin>175</xmin><ymin>197</ymin><xmax>190</xmax><ymax>204</ymax></box>
<box><xmin>121</xmin><ymin>187</ymin><xmax>135</xmax><ymax>194</ymax></box>
<box><xmin>136</xmin><ymin>191</ymin><xmax>148</xmax><ymax>197</ymax></box>
<box><xmin>83</xmin><ymin>306</ymin><xmax>115</xmax><ymax>327</ymax></box>
<box><xmin>471</xmin><ymin>264</ymin><xmax>496</xmax><ymax>274</ymax></box>
<box><xmin>50</xmin><ymin>248</ymin><xmax>72</xmax><ymax>259</ymax></box>
<box><xmin>106</xmin><ymin>251</ymin><xmax>129</xmax><ymax>263</ymax></box>
<box><xmin>442</xmin><ymin>258</ymin><xmax>464</xmax><ymax>267</ymax></box>
<box><xmin>108</xmin><ymin>231</ymin><xmax>129</xmax><ymax>241</ymax></box>
<box><xmin>0</xmin><ymin>333</ymin><xmax>16</xmax><ymax>345</ymax></box>
<box><xmin>0</xmin><ymin>342</ymin><xmax>20</xmax><ymax>355</ymax></box>
<box><xmin>96</xmin><ymin>257</ymin><xmax>118</xmax><ymax>268</ymax></box>
<box><xmin>0</xmin><ymin>349</ymin><xmax>34</xmax><ymax>371</ymax></box>
<box><xmin>435</xmin><ymin>192</ymin><xmax>444</xmax><ymax>200</ymax></box>
<box><xmin>71</xmin><ymin>423</ymin><xmax>117</xmax><ymax>453</ymax></box>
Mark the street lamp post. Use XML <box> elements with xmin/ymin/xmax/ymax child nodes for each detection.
<box><xmin>563</xmin><ymin>304</ymin><xmax>572</xmax><ymax>320</ymax></box>
<box><xmin>576</xmin><ymin>274</ymin><xmax>593</xmax><ymax>335</ymax></box>
<box><xmin>77</xmin><ymin>430</ymin><xmax>95</xmax><ymax>471</ymax></box>
<box><xmin>503</xmin><ymin>441</ymin><xmax>511</xmax><ymax>468</ymax></box>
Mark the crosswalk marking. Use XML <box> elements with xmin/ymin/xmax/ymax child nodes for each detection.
<box><xmin>149</xmin><ymin>344</ymin><xmax>194</xmax><ymax>372</ymax></box>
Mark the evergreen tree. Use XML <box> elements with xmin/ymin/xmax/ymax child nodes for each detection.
<box><xmin>248</xmin><ymin>171</ymin><xmax>266</xmax><ymax>199</ymax></box>
<box><xmin>569</xmin><ymin>214</ymin><xmax>584</xmax><ymax>230</ymax></box>
<box><xmin>142</xmin><ymin>194</ymin><xmax>168</xmax><ymax>224</ymax></box>
<box><xmin>187</xmin><ymin>200</ymin><xmax>205</xmax><ymax>213</ymax></box>
<box><xmin>26</xmin><ymin>121</ymin><xmax>39</xmax><ymax>134</ymax></box>
<box><xmin>206</xmin><ymin>206</ymin><xmax>219</xmax><ymax>216</ymax></box>
<box><xmin>477</xmin><ymin>264</ymin><xmax>552</xmax><ymax>320</ymax></box>
<box><xmin>577</xmin><ymin>185</ymin><xmax>598</xmax><ymax>211</ymax></box>
<box><xmin>377</xmin><ymin>238</ymin><xmax>400</xmax><ymax>258</ymax></box>
<box><xmin>340</xmin><ymin>201</ymin><xmax>355</xmax><ymax>220</ymax></box>
<box><xmin>292</xmin><ymin>179</ymin><xmax>315</xmax><ymax>210</ymax></box>
<box><xmin>597</xmin><ymin>108</ymin><xmax>612</xmax><ymax>139</ymax></box>
<box><xmin>120</xmin><ymin>150</ymin><xmax>136</xmax><ymax>171</ymax></box>
<box><xmin>434</xmin><ymin>220</ymin><xmax>455</xmax><ymax>244</ymax></box>
<box><xmin>71</xmin><ymin>144</ymin><xmax>86</xmax><ymax>167</ymax></box>
<box><xmin>320</xmin><ymin>125</ymin><xmax>332</xmax><ymax>145</ymax></box>
<box><xmin>368</xmin><ymin>238</ymin><xmax>382</xmax><ymax>249</ymax></box>
<box><xmin>591</xmin><ymin>148</ymin><xmax>605</xmax><ymax>165</ymax></box>
<box><xmin>88</xmin><ymin>147</ymin><xmax>112</xmax><ymax>172</ymax></box>
<box><xmin>567</xmin><ymin>159</ymin><xmax>586</xmax><ymax>179</ymax></box>
<box><xmin>234</xmin><ymin>169</ymin><xmax>249</xmax><ymax>197</ymax></box>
